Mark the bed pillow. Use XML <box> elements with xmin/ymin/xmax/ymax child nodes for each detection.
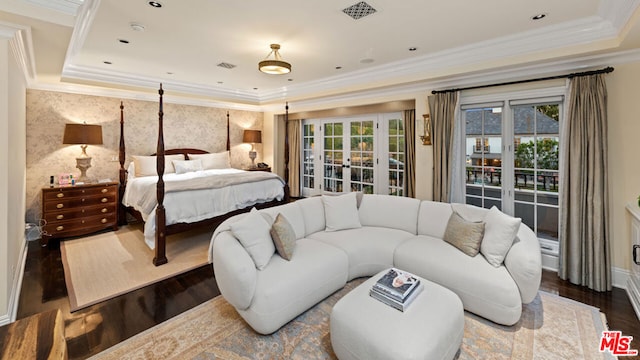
<box><xmin>132</xmin><ymin>154</ymin><xmax>185</xmax><ymax>177</ymax></box>
<box><xmin>481</xmin><ymin>206</ymin><xmax>521</xmax><ymax>267</ymax></box>
<box><xmin>188</xmin><ymin>151</ymin><xmax>230</xmax><ymax>170</ymax></box>
<box><xmin>270</xmin><ymin>213</ymin><xmax>296</xmax><ymax>260</ymax></box>
<box><xmin>443</xmin><ymin>212</ymin><xmax>485</xmax><ymax>257</ymax></box>
<box><xmin>172</xmin><ymin>159</ymin><xmax>203</xmax><ymax>174</ymax></box>
<box><xmin>230</xmin><ymin>208</ymin><xmax>275</xmax><ymax>270</ymax></box>
<box><xmin>322</xmin><ymin>192</ymin><xmax>361</xmax><ymax>232</ymax></box>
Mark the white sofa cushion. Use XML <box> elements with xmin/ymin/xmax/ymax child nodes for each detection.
<box><xmin>260</xmin><ymin>202</ymin><xmax>306</xmax><ymax>240</ymax></box>
<box><xmin>237</xmin><ymin>238</ymin><xmax>349</xmax><ymax>334</ymax></box>
<box><xmin>297</xmin><ymin>196</ymin><xmax>326</xmax><ymax>236</ymax></box>
<box><xmin>481</xmin><ymin>206</ymin><xmax>521</xmax><ymax>267</ymax></box>
<box><xmin>358</xmin><ymin>194</ymin><xmax>421</xmax><ymax>234</ymax></box>
<box><xmin>230</xmin><ymin>208</ymin><xmax>275</xmax><ymax>270</ymax></box>
<box><xmin>417</xmin><ymin>200</ymin><xmax>453</xmax><ymax>238</ymax></box>
<box><xmin>211</xmin><ymin>231</ymin><xmax>257</xmax><ymax>311</ymax></box>
<box><xmin>394</xmin><ymin>235</ymin><xmax>522</xmax><ymax>325</ymax></box>
<box><xmin>322</xmin><ymin>193</ymin><xmax>361</xmax><ymax>231</ymax></box>
<box><xmin>309</xmin><ymin>226</ymin><xmax>415</xmax><ymax>280</ymax></box>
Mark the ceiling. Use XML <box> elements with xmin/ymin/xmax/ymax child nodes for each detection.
<box><xmin>2</xmin><ymin>0</ymin><xmax>640</xmax><ymax>107</ymax></box>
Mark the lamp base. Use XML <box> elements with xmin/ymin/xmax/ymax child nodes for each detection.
<box><xmin>76</xmin><ymin>156</ymin><xmax>93</xmax><ymax>183</ymax></box>
<box><xmin>249</xmin><ymin>150</ymin><xmax>257</xmax><ymax>168</ymax></box>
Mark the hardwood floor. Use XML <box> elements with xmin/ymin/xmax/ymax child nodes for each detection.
<box><xmin>16</xmin><ymin>239</ymin><xmax>640</xmax><ymax>359</ymax></box>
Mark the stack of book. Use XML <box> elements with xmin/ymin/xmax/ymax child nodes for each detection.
<box><xmin>369</xmin><ymin>268</ymin><xmax>424</xmax><ymax>312</ymax></box>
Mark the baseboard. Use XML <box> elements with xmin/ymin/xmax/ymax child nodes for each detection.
<box><xmin>0</xmin><ymin>236</ymin><xmax>28</xmax><ymax>326</ymax></box>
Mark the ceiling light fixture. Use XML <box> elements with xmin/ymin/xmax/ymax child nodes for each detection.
<box><xmin>148</xmin><ymin>1</ymin><xmax>162</xmax><ymax>8</ymax></box>
<box><xmin>258</xmin><ymin>44</ymin><xmax>291</xmax><ymax>75</ymax></box>
<box><xmin>532</xmin><ymin>13</ymin><xmax>546</xmax><ymax>20</ymax></box>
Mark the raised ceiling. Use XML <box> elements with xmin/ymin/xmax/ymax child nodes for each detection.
<box><xmin>2</xmin><ymin>0</ymin><xmax>640</xmax><ymax>106</ymax></box>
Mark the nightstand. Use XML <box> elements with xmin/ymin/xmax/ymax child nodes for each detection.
<box><xmin>245</xmin><ymin>167</ymin><xmax>271</xmax><ymax>172</ymax></box>
<box><xmin>41</xmin><ymin>182</ymin><xmax>119</xmax><ymax>246</ymax></box>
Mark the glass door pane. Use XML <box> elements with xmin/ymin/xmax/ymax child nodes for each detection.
<box><xmin>323</xmin><ymin>122</ymin><xmax>344</xmax><ymax>192</ymax></box>
<box><xmin>302</xmin><ymin>123</ymin><xmax>315</xmax><ymax>193</ymax></box>
<box><xmin>464</xmin><ymin>107</ymin><xmax>503</xmax><ymax>209</ymax></box>
<box><xmin>388</xmin><ymin>118</ymin><xmax>404</xmax><ymax>196</ymax></box>
<box><xmin>350</xmin><ymin>120</ymin><xmax>375</xmax><ymax>194</ymax></box>
<box><xmin>513</xmin><ymin>104</ymin><xmax>560</xmax><ymax>241</ymax></box>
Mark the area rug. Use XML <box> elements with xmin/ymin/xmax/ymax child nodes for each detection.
<box><xmin>90</xmin><ymin>279</ymin><xmax>614</xmax><ymax>360</ymax></box>
<box><xmin>61</xmin><ymin>223</ymin><xmax>212</xmax><ymax>312</ymax></box>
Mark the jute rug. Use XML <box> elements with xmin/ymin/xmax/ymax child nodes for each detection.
<box><xmin>61</xmin><ymin>223</ymin><xmax>212</xmax><ymax>312</ymax></box>
<box><xmin>91</xmin><ymin>279</ymin><xmax>614</xmax><ymax>360</ymax></box>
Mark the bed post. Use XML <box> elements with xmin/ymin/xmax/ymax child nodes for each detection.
<box><xmin>283</xmin><ymin>102</ymin><xmax>290</xmax><ymax>201</ymax></box>
<box><xmin>154</xmin><ymin>84</ymin><xmax>168</xmax><ymax>266</ymax></box>
<box><xmin>226</xmin><ymin>111</ymin><xmax>230</xmax><ymax>151</ymax></box>
<box><xmin>118</xmin><ymin>101</ymin><xmax>128</xmax><ymax>225</ymax></box>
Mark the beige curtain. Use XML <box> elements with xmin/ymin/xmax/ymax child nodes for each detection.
<box><xmin>403</xmin><ymin>110</ymin><xmax>416</xmax><ymax>198</ymax></box>
<box><xmin>428</xmin><ymin>92</ymin><xmax>458</xmax><ymax>202</ymax></box>
<box><xmin>559</xmin><ymin>74</ymin><xmax>611</xmax><ymax>292</ymax></box>
<box><xmin>287</xmin><ymin>119</ymin><xmax>301</xmax><ymax>198</ymax></box>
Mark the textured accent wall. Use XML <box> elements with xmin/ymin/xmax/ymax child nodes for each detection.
<box><xmin>25</xmin><ymin>89</ymin><xmax>263</xmax><ymax>223</ymax></box>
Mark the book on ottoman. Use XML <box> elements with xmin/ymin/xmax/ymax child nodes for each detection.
<box><xmin>371</xmin><ymin>268</ymin><xmax>421</xmax><ymax>303</ymax></box>
<box><xmin>370</xmin><ymin>281</ymin><xmax>424</xmax><ymax>312</ymax></box>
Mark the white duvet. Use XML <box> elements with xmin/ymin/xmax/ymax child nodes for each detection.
<box><xmin>122</xmin><ymin>168</ymin><xmax>285</xmax><ymax>249</ymax></box>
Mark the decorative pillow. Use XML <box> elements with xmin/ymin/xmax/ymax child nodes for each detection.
<box><xmin>132</xmin><ymin>154</ymin><xmax>185</xmax><ymax>177</ymax></box>
<box><xmin>481</xmin><ymin>206</ymin><xmax>521</xmax><ymax>267</ymax></box>
<box><xmin>127</xmin><ymin>161</ymin><xmax>136</xmax><ymax>181</ymax></box>
<box><xmin>230</xmin><ymin>208</ymin><xmax>275</xmax><ymax>270</ymax></box>
<box><xmin>270</xmin><ymin>213</ymin><xmax>297</xmax><ymax>260</ymax></box>
<box><xmin>188</xmin><ymin>151</ymin><xmax>230</xmax><ymax>170</ymax></box>
<box><xmin>172</xmin><ymin>159</ymin><xmax>203</xmax><ymax>174</ymax></box>
<box><xmin>443</xmin><ymin>212</ymin><xmax>485</xmax><ymax>257</ymax></box>
<box><xmin>322</xmin><ymin>192</ymin><xmax>362</xmax><ymax>232</ymax></box>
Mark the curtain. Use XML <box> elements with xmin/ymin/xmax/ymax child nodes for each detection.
<box><xmin>559</xmin><ymin>74</ymin><xmax>611</xmax><ymax>292</ymax></box>
<box><xmin>428</xmin><ymin>92</ymin><xmax>459</xmax><ymax>202</ymax></box>
<box><xmin>403</xmin><ymin>110</ymin><xmax>416</xmax><ymax>198</ymax></box>
<box><xmin>287</xmin><ymin>119</ymin><xmax>301</xmax><ymax>198</ymax></box>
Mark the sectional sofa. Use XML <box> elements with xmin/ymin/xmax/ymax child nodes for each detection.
<box><xmin>209</xmin><ymin>193</ymin><xmax>542</xmax><ymax>335</ymax></box>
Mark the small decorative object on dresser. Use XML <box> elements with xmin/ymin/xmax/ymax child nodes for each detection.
<box><xmin>41</xmin><ymin>182</ymin><xmax>118</xmax><ymax>246</ymax></box>
<box><xmin>245</xmin><ymin>163</ymin><xmax>270</xmax><ymax>172</ymax></box>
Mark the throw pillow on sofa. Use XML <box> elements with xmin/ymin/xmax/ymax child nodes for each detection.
<box><xmin>230</xmin><ymin>208</ymin><xmax>275</xmax><ymax>270</ymax></box>
<box><xmin>481</xmin><ymin>206</ymin><xmax>521</xmax><ymax>267</ymax></box>
<box><xmin>322</xmin><ymin>192</ymin><xmax>362</xmax><ymax>232</ymax></box>
<box><xmin>270</xmin><ymin>213</ymin><xmax>297</xmax><ymax>260</ymax></box>
<box><xmin>443</xmin><ymin>212</ymin><xmax>485</xmax><ymax>257</ymax></box>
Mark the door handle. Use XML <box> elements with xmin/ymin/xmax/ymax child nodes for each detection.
<box><xmin>342</xmin><ymin>164</ymin><xmax>350</xmax><ymax>168</ymax></box>
<box><xmin>634</xmin><ymin>244</ymin><xmax>640</xmax><ymax>265</ymax></box>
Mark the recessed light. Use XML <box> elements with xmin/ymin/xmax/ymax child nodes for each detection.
<box><xmin>217</xmin><ymin>81</ymin><xmax>223</xmax><ymax>84</ymax></box>
<box><xmin>253</xmin><ymin>87</ymin><xmax>258</xmax><ymax>90</ymax></box>
<box><xmin>531</xmin><ymin>13</ymin><xmax>546</xmax><ymax>20</ymax></box>
<box><xmin>409</xmin><ymin>47</ymin><xmax>417</xmax><ymax>51</ymax></box>
<box><xmin>166</xmin><ymin>72</ymin><xmax>173</xmax><ymax>75</ymax></box>
<box><xmin>130</xmin><ymin>23</ymin><xmax>146</xmax><ymax>32</ymax></box>
<box><xmin>335</xmin><ymin>66</ymin><xmax>342</xmax><ymax>70</ymax></box>
<box><xmin>360</xmin><ymin>58</ymin><xmax>374</xmax><ymax>64</ymax></box>
<box><xmin>288</xmin><ymin>78</ymin><xmax>293</xmax><ymax>81</ymax></box>
<box><xmin>103</xmin><ymin>61</ymin><xmax>112</xmax><ymax>65</ymax></box>
<box><xmin>148</xmin><ymin>1</ymin><xmax>162</xmax><ymax>8</ymax></box>
<box><xmin>118</xmin><ymin>39</ymin><xmax>129</xmax><ymax>44</ymax></box>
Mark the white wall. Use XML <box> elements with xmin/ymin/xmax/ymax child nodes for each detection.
<box><xmin>0</xmin><ymin>27</ymin><xmax>28</xmax><ymax>325</ymax></box>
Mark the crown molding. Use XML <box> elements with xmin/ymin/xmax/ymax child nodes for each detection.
<box><xmin>0</xmin><ymin>21</ymin><xmax>36</xmax><ymax>85</ymax></box>
<box><xmin>23</xmin><ymin>0</ymin><xmax>83</xmax><ymax>15</ymax></box>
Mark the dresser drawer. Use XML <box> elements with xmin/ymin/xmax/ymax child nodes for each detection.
<box><xmin>43</xmin><ymin>194</ymin><xmax>117</xmax><ymax>212</ymax></box>
<box><xmin>42</xmin><ymin>204</ymin><xmax>117</xmax><ymax>223</ymax></box>
<box><xmin>43</xmin><ymin>185</ymin><xmax>116</xmax><ymax>201</ymax></box>
<box><xmin>42</xmin><ymin>213</ymin><xmax>117</xmax><ymax>238</ymax></box>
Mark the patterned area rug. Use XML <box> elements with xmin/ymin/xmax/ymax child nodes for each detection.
<box><xmin>91</xmin><ymin>279</ymin><xmax>613</xmax><ymax>360</ymax></box>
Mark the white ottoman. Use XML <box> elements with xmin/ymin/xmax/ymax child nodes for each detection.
<box><xmin>330</xmin><ymin>270</ymin><xmax>464</xmax><ymax>360</ymax></box>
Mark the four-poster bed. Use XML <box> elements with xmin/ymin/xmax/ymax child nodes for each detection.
<box><xmin>118</xmin><ymin>85</ymin><xmax>290</xmax><ymax>266</ymax></box>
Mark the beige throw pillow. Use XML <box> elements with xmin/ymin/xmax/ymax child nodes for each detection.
<box><xmin>443</xmin><ymin>212</ymin><xmax>485</xmax><ymax>257</ymax></box>
<box><xmin>270</xmin><ymin>213</ymin><xmax>297</xmax><ymax>260</ymax></box>
<box><xmin>480</xmin><ymin>206</ymin><xmax>521</xmax><ymax>267</ymax></box>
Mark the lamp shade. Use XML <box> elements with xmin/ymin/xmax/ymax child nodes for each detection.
<box><xmin>63</xmin><ymin>123</ymin><xmax>103</xmax><ymax>145</ymax></box>
<box><xmin>243</xmin><ymin>129</ymin><xmax>262</xmax><ymax>144</ymax></box>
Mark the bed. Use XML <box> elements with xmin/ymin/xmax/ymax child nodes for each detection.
<box><xmin>117</xmin><ymin>85</ymin><xmax>290</xmax><ymax>266</ymax></box>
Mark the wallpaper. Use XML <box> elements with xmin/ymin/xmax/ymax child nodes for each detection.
<box><xmin>25</xmin><ymin>89</ymin><xmax>264</xmax><ymax>223</ymax></box>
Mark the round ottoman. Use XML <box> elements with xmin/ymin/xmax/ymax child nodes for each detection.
<box><xmin>330</xmin><ymin>269</ymin><xmax>464</xmax><ymax>360</ymax></box>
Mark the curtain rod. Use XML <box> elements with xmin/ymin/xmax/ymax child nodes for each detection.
<box><xmin>431</xmin><ymin>66</ymin><xmax>614</xmax><ymax>94</ymax></box>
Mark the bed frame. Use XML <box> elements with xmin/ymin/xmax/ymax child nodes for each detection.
<box><xmin>118</xmin><ymin>85</ymin><xmax>290</xmax><ymax>266</ymax></box>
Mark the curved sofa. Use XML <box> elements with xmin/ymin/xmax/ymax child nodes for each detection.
<box><xmin>210</xmin><ymin>194</ymin><xmax>542</xmax><ymax>335</ymax></box>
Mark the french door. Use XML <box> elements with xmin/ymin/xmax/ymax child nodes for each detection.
<box><xmin>461</xmin><ymin>95</ymin><xmax>562</xmax><ymax>248</ymax></box>
<box><xmin>301</xmin><ymin>113</ymin><xmax>404</xmax><ymax>196</ymax></box>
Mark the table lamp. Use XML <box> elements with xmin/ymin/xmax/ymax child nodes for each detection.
<box><xmin>63</xmin><ymin>123</ymin><xmax>103</xmax><ymax>182</ymax></box>
<box><xmin>242</xmin><ymin>129</ymin><xmax>262</xmax><ymax>168</ymax></box>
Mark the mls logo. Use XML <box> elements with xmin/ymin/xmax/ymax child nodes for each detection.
<box><xmin>599</xmin><ymin>331</ymin><xmax>638</xmax><ymax>356</ymax></box>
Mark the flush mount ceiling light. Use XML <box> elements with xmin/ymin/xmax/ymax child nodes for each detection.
<box><xmin>258</xmin><ymin>44</ymin><xmax>291</xmax><ymax>75</ymax></box>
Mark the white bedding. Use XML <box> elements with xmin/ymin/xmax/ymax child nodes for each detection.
<box><xmin>122</xmin><ymin>168</ymin><xmax>285</xmax><ymax>249</ymax></box>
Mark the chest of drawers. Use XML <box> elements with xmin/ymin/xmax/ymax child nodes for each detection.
<box><xmin>41</xmin><ymin>182</ymin><xmax>119</xmax><ymax>245</ymax></box>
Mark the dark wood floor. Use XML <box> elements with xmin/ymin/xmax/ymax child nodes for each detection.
<box><xmin>16</xmin><ymin>238</ymin><xmax>640</xmax><ymax>359</ymax></box>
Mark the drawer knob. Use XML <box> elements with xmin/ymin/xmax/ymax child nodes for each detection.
<box><xmin>56</xmin><ymin>226</ymin><xmax>64</xmax><ymax>231</ymax></box>
<box><xmin>101</xmin><ymin>198</ymin><xmax>108</xmax><ymax>203</ymax></box>
<box><xmin>101</xmin><ymin>218</ymin><xmax>108</xmax><ymax>224</ymax></box>
<box><xmin>82</xmin><ymin>220</ymin><xmax>85</xmax><ymax>224</ymax></box>
<box><xmin>56</xmin><ymin>204</ymin><xmax>64</xmax><ymax>209</ymax></box>
<box><xmin>101</xmin><ymin>208</ymin><xmax>108</xmax><ymax>213</ymax></box>
<box><xmin>101</xmin><ymin>188</ymin><xmax>108</xmax><ymax>193</ymax></box>
<box><xmin>56</xmin><ymin>193</ymin><xmax>64</xmax><ymax>198</ymax></box>
<box><xmin>82</xmin><ymin>198</ymin><xmax>85</xmax><ymax>202</ymax></box>
<box><xmin>56</xmin><ymin>215</ymin><xmax>64</xmax><ymax>220</ymax></box>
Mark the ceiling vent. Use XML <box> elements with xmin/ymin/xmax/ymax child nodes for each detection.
<box><xmin>217</xmin><ymin>62</ymin><xmax>236</xmax><ymax>69</ymax></box>
<box><xmin>342</xmin><ymin>1</ymin><xmax>377</xmax><ymax>20</ymax></box>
